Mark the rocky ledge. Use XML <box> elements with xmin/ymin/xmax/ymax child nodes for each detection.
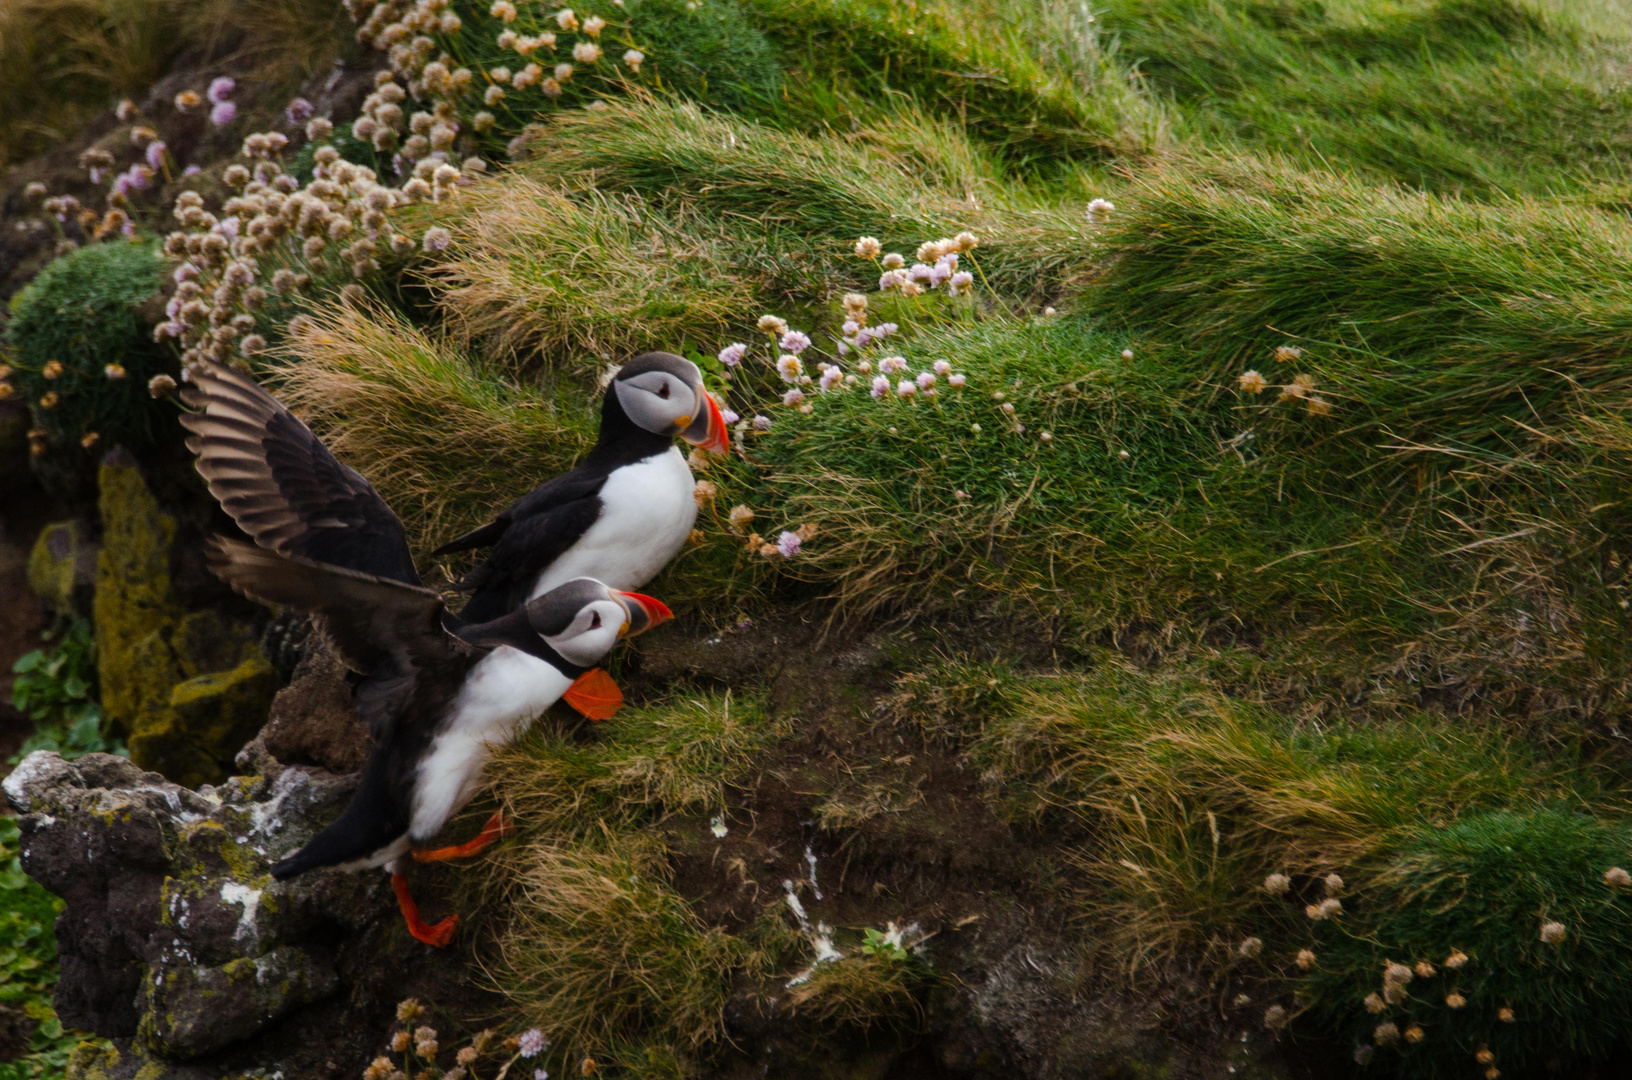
<box><xmin>1</xmin><ymin>643</ymin><xmax>486</xmax><ymax>1080</ymax></box>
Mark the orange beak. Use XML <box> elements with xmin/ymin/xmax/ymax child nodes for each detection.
<box><xmin>617</xmin><ymin>591</ymin><xmax>673</xmax><ymax>636</ymax></box>
<box><xmin>681</xmin><ymin>388</ymin><xmax>730</xmax><ymax>455</ymax></box>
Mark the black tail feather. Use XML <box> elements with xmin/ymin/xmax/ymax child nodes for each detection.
<box><xmin>430</xmin><ymin>517</ymin><xmax>509</xmax><ymax>558</ymax></box>
<box><xmin>271</xmin><ymin>753</ymin><xmax>409</xmax><ymax>880</ymax></box>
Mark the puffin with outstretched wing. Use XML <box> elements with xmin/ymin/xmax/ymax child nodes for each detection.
<box><xmin>179</xmin><ymin>363</ymin><xmax>672</xmax><ymax>944</ymax></box>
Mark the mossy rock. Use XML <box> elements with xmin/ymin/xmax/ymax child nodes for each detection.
<box><xmin>94</xmin><ymin>454</ymin><xmax>270</xmax><ymax>787</ymax></box>
<box><xmin>136</xmin><ymin>946</ymin><xmax>339</xmax><ymax>1058</ymax></box>
<box><xmin>123</xmin><ymin>657</ymin><xmax>277</xmax><ymax>791</ymax></box>
<box><xmin>27</xmin><ymin>518</ymin><xmax>98</xmax><ymax>616</ymax></box>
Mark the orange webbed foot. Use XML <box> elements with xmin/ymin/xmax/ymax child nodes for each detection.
<box><xmin>392</xmin><ymin>872</ymin><xmax>459</xmax><ymax>947</ymax></box>
<box><xmin>564</xmin><ymin>667</ymin><xmax>623</xmax><ymax>721</ymax></box>
<box><xmin>411</xmin><ymin>810</ymin><xmax>512</xmax><ymax>863</ymax></box>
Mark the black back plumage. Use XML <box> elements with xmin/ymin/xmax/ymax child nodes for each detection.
<box><xmin>180</xmin><ymin>363</ymin><xmax>420</xmax><ymax>586</ymax></box>
<box><xmin>433</xmin><ymin>377</ymin><xmax>674</xmax><ymax>625</ymax></box>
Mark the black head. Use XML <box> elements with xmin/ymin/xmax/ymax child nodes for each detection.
<box><xmin>607</xmin><ymin>352</ymin><xmax>729</xmax><ymax>454</ymax></box>
<box><xmin>522</xmin><ymin>577</ymin><xmax>673</xmax><ymax>668</ymax></box>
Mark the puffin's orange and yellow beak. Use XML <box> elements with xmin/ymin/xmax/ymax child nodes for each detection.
<box><xmin>681</xmin><ymin>388</ymin><xmax>730</xmax><ymax>455</ymax></box>
<box><xmin>617</xmin><ymin>591</ymin><xmax>674</xmax><ymax>637</ymax></box>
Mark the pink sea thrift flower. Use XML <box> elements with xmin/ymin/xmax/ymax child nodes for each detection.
<box><xmin>210</xmin><ymin>101</ymin><xmax>237</xmax><ymax>126</ymax></box>
<box><xmin>776</xmin><ymin>530</ymin><xmax>802</xmax><ymax>557</ymax></box>
<box><xmin>718</xmin><ymin>343</ymin><xmax>747</xmax><ymax>366</ymax></box>
<box><xmin>208</xmin><ymin>77</ymin><xmax>235</xmax><ymax>103</ymax></box>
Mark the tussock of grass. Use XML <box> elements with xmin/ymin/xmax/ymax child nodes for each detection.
<box><xmin>1099</xmin><ymin>0</ymin><xmax>1632</xmax><ymax>194</ymax></box>
<box><xmin>488</xmin><ymin>834</ymin><xmax>752</xmax><ymax>1067</ymax></box>
<box><xmin>468</xmin><ymin>693</ymin><xmax>788</xmax><ymax>1071</ymax></box>
<box><xmin>1306</xmin><ymin>808</ymin><xmax>1632</xmax><ymax>1077</ymax></box>
<box><xmin>782</xmin><ymin>951</ymin><xmax>924</xmax><ymax>1028</ymax></box>
<box><xmin>275</xmin><ymin>300</ymin><xmax>596</xmax><ymax>555</ymax></box>
<box><xmin>427</xmin><ymin>180</ymin><xmax>762</xmax><ymax>369</ymax></box>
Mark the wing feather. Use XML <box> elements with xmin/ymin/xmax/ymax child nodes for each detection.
<box><xmin>181</xmin><ymin>362</ymin><xmax>421</xmax><ymax>585</ymax></box>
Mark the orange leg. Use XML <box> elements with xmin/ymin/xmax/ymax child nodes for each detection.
<box><xmin>411</xmin><ymin>810</ymin><xmax>513</xmax><ymax>863</ymax></box>
<box><xmin>392</xmin><ymin>872</ymin><xmax>458</xmax><ymax>947</ymax></box>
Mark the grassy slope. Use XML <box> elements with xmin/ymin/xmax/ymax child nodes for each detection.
<box><xmin>246</xmin><ymin>0</ymin><xmax>1632</xmax><ymax>1074</ymax></box>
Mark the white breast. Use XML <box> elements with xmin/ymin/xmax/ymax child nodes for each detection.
<box><xmin>530</xmin><ymin>446</ymin><xmax>696</xmax><ymax>597</ymax></box>
<box><xmin>408</xmin><ymin>646</ymin><xmax>571</xmax><ymax>842</ymax></box>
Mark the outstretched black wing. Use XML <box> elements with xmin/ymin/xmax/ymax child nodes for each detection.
<box><xmin>181</xmin><ymin>362</ymin><xmax>421</xmax><ymax>586</ymax></box>
<box><xmin>206</xmin><ymin>538</ymin><xmax>468</xmax><ymax>738</ymax></box>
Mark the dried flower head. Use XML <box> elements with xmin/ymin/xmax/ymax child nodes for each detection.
<box><xmin>573</xmin><ymin>41</ymin><xmax>601</xmax><ymax>63</ymax></box>
<box><xmin>1239</xmin><ymin>370</ymin><xmax>1267</xmax><ymax>394</ymax></box>
<box><xmin>1238</xmin><ymin>937</ymin><xmax>1263</xmax><ymax>959</ymax></box>
<box><xmin>1295</xmin><ymin>949</ymin><xmax>1316</xmax><ymax>971</ymax></box>
<box><xmin>1475</xmin><ymin>1047</ymin><xmax>1495</xmax><ymax>1065</ymax></box>
<box><xmin>556</xmin><ymin>7</ymin><xmax>579</xmax><ymax>30</ymax></box>
<box><xmin>423</xmin><ymin>227</ymin><xmax>452</xmax><ymax>252</ymax></box>
<box><xmin>1540</xmin><ymin>921</ymin><xmax>1566</xmax><ymax>946</ymax></box>
<box><xmin>1263</xmin><ymin>1004</ymin><xmax>1288</xmax><ymax>1031</ymax></box>
<box><xmin>882</xmin><ymin>252</ymin><xmax>905</xmax><ymax>270</ymax></box>
<box><xmin>81</xmin><ymin>432</ymin><xmax>100</xmax><ymax>450</ymax></box>
<box><xmin>1384</xmin><ymin>962</ymin><xmax>1412</xmax><ymax>986</ymax></box>
<box><xmin>1413</xmin><ymin>960</ymin><xmax>1435</xmax><ymax>978</ymax></box>
<box><xmin>1498</xmin><ymin>1006</ymin><xmax>1515</xmax><ymax>1022</ymax></box>
<box><xmin>1275</xmin><ymin>345</ymin><xmax>1303</xmax><ymax>362</ymax></box>
<box><xmin>757</xmin><ymin>315</ymin><xmax>788</xmax><ymax>335</ymax></box>
<box><xmin>1262</xmin><ymin>872</ymin><xmax>1290</xmax><ymax>895</ymax></box>
<box><xmin>1604</xmin><ymin>867</ymin><xmax>1631</xmax><ymax>887</ymax></box>
<box><xmin>583</xmin><ymin>15</ymin><xmax>606</xmax><ymax>34</ymax></box>
<box><xmin>1445</xmin><ymin>992</ymin><xmax>1466</xmax><ymax>1009</ymax></box>
<box><xmin>116</xmin><ymin>99</ymin><xmax>139</xmax><ymax>122</ymax></box>
<box><xmin>728</xmin><ymin>505</ymin><xmax>754</xmax><ymax>533</ymax></box>
<box><xmin>1444</xmin><ymin>950</ymin><xmax>1468</xmax><ymax>969</ymax></box>
<box><xmin>1363</xmin><ymin>992</ymin><xmax>1385</xmax><ymax>1014</ymax></box>
<box><xmin>693</xmin><ymin>480</ymin><xmax>717</xmax><ymax>509</ymax></box>
<box><xmin>391</xmin><ymin>1031</ymin><xmax>410</xmax><ymax>1053</ymax></box>
<box><xmin>492</xmin><ymin>0</ymin><xmax>518</xmax><ymax>19</ymax></box>
<box><xmin>41</xmin><ymin>360</ymin><xmax>63</xmax><ymax>380</ymax></box>
<box><xmin>148</xmin><ymin>374</ymin><xmax>177</xmax><ymax>399</ymax></box>
<box><xmin>1372</xmin><ymin>1022</ymin><xmax>1399</xmax><ymax>1046</ymax></box>
<box><xmin>854</xmin><ymin>236</ymin><xmax>882</xmax><ymax>259</ymax></box>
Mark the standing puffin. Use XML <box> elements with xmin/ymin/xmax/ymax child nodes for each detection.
<box><xmin>433</xmin><ymin>351</ymin><xmax>729</xmax><ymax>626</ymax></box>
<box><xmin>208</xmin><ymin>538</ymin><xmax>670</xmax><ymax>945</ymax></box>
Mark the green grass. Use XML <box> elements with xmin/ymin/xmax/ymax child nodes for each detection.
<box><xmin>0</xmin><ymin>817</ymin><xmax>88</xmax><ymax>1080</ymax></box>
<box><xmin>1098</xmin><ymin>0</ymin><xmax>1632</xmax><ymax>195</ymax></box>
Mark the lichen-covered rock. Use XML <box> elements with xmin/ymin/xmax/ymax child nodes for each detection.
<box><xmin>1</xmin><ymin>650</ymin><xmax>491</xmax><ymax>1080</ymax></box>
<box><xmin>127</xmin><ymin>655</ymin><xmax>277</xmax><ymax>791</ymax></box>
<box><xmin>138</xmin><ymin>945</ymin><xmax>340</xmax><ymax>1057</ymax></box>
<box><xmin>26</xmin><ymin>519</ymin><xmax>98</xmax><ymax>616</ymax></box>
<box><xmin>92</xmin><ymin>452</ymin><xmax>269</xmax><ymax>786</ymax></box>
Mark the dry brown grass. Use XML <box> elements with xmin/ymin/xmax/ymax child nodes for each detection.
<box><xmin>427</xmin><ymin>179</ymin><xmax>765</xmax><ymax>371</ymax></box>
<box><xmin>485</xmin><ymin>833</ymin><xmax>750</xmax><ymax>1062</ymax></box>
<box><xmin>274</xmin><ymin>299</ymin><xmax>596</xmax><ymax>560</ymax></box>
<box><xmin>781</xmin><ymin>952</ymin><xmax>925</xmax><ymax>1029</ymax></box>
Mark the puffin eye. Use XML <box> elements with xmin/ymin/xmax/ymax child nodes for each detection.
<box><xmin>656</xmin><ymin>381</ymin><xmax>671</xmax><ymax>400</ymax></box>
<box><xmin>590</xmin><ymin>611</ymin><xmax>602</xmax><ymax>630</ymax></box>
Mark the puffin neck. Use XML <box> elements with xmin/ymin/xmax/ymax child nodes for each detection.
<box><xmin>451</xmin><ymin>608</ymin><xmax>590</xmax><ymax>678</ymax></box>
<box><xmin>588</xmin><ymin>384</ymin><xmax>680</xmax><ymax>467</ymax></box>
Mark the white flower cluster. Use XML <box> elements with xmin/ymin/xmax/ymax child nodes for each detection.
<box><xmin>858</xmin><ymin>232</ymin><xmax>979</xmax><ymax>299</ymax></box>
<box><xmin>154</xmin><ymin>134</ymin><xmax>428</xmax><ymax>367</ymax></box>
<box><xmin>350</xmin><ymin>0</ymin><xmax>646</xmax><ymax>138</ymax></box>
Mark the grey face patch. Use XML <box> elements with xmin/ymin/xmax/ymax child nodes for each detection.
<box><xmin>612</xmin><ymin>352</ymin><xmax>706</xmax><ymax>436</ymax></box>
<box><xmin>524</xmin><ymin>578</ymin><xmax>611</xmax><ymax>637</ymax></box>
